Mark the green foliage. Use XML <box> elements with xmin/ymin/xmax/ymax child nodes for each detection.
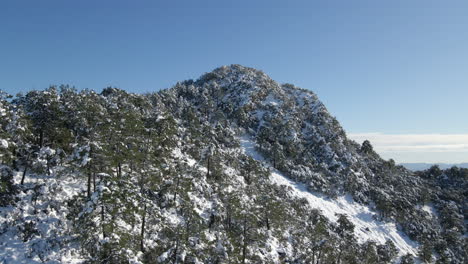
<box><xmin>400</xmin><ymin>254</ymin><xmax>415</xmax><ymax>264</ymax></box>
<box><xmin>419</xmin><ymin>242</ymin><xmax>434</xmax><ymax>263</ymax></box>
<box><xmin>360</xmin><ymin>140</ymin><xmax>374</xmax><ymax>154</ymax></box>
<box><xmin>75</xmin><ymin>174</ymin><xmax>144</xmax><ymax>263</ymax></box>
<box><xmin>1</xmin><ymin>66</ymin><xmax>466</xmax><ymax>263</ymax></box>
<box><xmin>0</xmin><ymin>165</ymin><xmax>15</xmax><ymax>206</ymax></box>
<box><xmin>18</xmin><ymin>221</ymin><xmax>39</xmax><ymax>242</ymax></box>
<box><xmin>377</xmin><ymin>240</ymin><xmax>398</xmax><ymax>263</ymax></box>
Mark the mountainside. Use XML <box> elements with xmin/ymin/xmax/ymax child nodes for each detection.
<box><xmin>0</xmin><ymin>65</ymin><xmax>466</xmax><ymax>263</ymax></box>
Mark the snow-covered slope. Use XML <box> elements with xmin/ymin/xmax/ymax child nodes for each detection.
<box><xmin>0</xmin><ymin>172</ymin><xmax>85</xmax><ymax>263</ymax></box>
<box><xmin>1</xmin><ymin>65</ymin><xmax>465</xmax><ymax>263</ymax></box>
<box><xmin>239</xmin><ymin>135</ymin><xmax>419</xmax><ymax>257</ymax></box>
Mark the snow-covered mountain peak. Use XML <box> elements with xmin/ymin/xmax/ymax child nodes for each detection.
<box><xmin>195</xmin><ymin>64</ymin><xmax>283</xmax><ymax>101</ymax></box>
<box><xmin>0</xmin><ymin>66</ymin><xmax>465</xmax><ymax>263</ymax></box>
<box><xmin>200</xmin><ymin>64</ymin><xmax>272</xmax><ymax>85</ymax></box>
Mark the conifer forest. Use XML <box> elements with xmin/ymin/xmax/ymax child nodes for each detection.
<box><xmin>0</xmin><ymin>65</ymin><xmax>466</xmax><ymax>263</ymax></box>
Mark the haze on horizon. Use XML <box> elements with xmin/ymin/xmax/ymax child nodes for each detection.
<box><xmin>348</xmin><ymin>133</ymin><xmax>468</xmax><ymax>164</ymax></box>
<box><xmin>1</xmin><ymin>0</ymin><xmax>467</xmax><ymax>163</ymax></box>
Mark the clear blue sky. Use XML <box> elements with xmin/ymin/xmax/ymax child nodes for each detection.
<box><xmin>1</xmin><ymin>0</ymin><xmax>467</xmax><ymax>162</ymax></box>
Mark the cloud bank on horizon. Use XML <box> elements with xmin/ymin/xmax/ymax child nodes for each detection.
<box><xmin>348</xmin><ymin>133</ymin><xmax>468</xmax><ymax>164</ymax></box>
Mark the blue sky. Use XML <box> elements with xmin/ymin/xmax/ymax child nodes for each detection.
<box><xmin>1</xmin><ymin>0</ymin><xmax>467</xmax><ymax>163</ymax></box>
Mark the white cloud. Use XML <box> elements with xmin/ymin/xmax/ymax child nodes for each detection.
<box><xmin>348</xmin><ymin>133</ymin><xmax>468</xmax><ymax>163</ymax></box>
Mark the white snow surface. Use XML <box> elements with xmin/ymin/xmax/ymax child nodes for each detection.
<box><xmin>0</xmin><ymin>139</ymin><xmax>8</xmax><ymax>149</ymax></box>
<box><xmin>239</xmin><ymin>135</ymin><xmax>419</xmax><ymax>257</ymax></box>
<box><xmin>421</xmin><ymin>204</ymin><xmax>437</xmax><ymax>216</ymax></box>
<box><xmin>0</xmin><ymin>172</ymin><xmax>86</xmax><ymax>263</ymax></box>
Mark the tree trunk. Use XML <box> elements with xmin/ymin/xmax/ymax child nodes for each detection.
<box><xmin>265</xmin><ymin>210</ymin><xmax>270</xmax><ymax>230</ymax></box>
<box><xmin>46</xmin><ymin>156</ymin><xmax>50</xmax><ymax>175</ymax></box>
<box><xmin>173</xmin><ymin>231</ymin><xmax>180</xmax><ymax>264</ymax></box>
<box><xmin>12</xmin><ymin>147</ymin><xmax>17</xmax><ymax>170</ymax></box>
<box><xmin>206</xmin><ymin>156</ymin><xmax>210</xmax><ymax>178</ymax></box>
<box><xmin>140</xmin><ymin>203</ymin><xmax>147</xmax><ymax>252</ymax></box>
<box><xmin>20</xmin><ymin>153</ymin><xmax>31</xmax><ymax>185</ymax></box>
<box><xmin>173</xmin><ymin>175</ymin><xmax>180</xmax><ymax>203</ymax></box>
<box><xmin>20</xmin><ymin>165</ymin><xmax>28</xmax><ymax>185</ymax></box>
<box><xmin>242</xmin><ymin>214</ymin><xmax>248</xmax><ymax>264</ymax></box>
<box><xmin>185</xmin><ymin>213</ymin><xmax>191</xmax><ymax>241</ymax></box>
<box><xmin>87</xmin><ymin>169</ymin><xmax>92</xmax><ymax>198</ymax></box>
<box><xmin>39</xmin><ymin>130</ymin><xmax>44</xmax><ymax>148</ymax></box>
<box><xmin>317</xmin><ymin>248</ymin><xmax>323</xmax><ymax>264</ymax></box>
<box><xmin>101</xmin><ymin>204</ymin><xmax>106</xmax><ymax>238</ymax></box>
<box><xmin>93</xmin><ymin>172</ymin><xmax>96</xmax><ymax>192</ymax></box>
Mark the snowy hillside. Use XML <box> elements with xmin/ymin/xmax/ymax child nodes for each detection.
<box><xmin>239</xmin><ymin>136</ymin><xmax>418</xmax><ymax>257</ymax></box>
<box><xmin>0</xmin><ymin>65</ymin><xmax>466</xmax><ymax>263</ymax></box>
<box><xmin>1</xmin><ymin>171</ymin><xmax>86</xmax><ymax>263</ymax></box>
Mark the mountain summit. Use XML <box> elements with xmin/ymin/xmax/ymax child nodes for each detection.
<box><xmin>0</xmin><ymin>66</ymin><xmax>466</xmax><ymax>263</ymax></box>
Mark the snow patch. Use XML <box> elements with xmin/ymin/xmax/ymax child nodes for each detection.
<box><xmin>0</xmin><ymin>173</ymin><xmax>86</xmax><ymax>263</ymax></box>
<box><xmin>0</xmin><ymin>139</ymin><xmax>8</xmax><ymax>149</ymax></box>
<box><xmin>239</xmin><ymin>135</ymin><xmax>419</xmax><ymax>257</ymax></box>
<box><xmin>262</xmin><ymin>94</ymin><xmax>281</xmax><ymax>106</ymax></box>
